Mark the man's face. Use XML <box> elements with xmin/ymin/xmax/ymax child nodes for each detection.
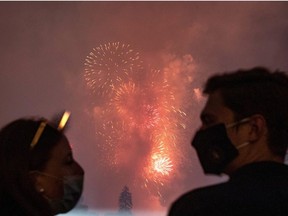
<box><xmin>199</xmin><ymin>90</ymin><xmax>248</xmax><ymax>174</ymax></box>
<box><xmin>35</xmin><ymin>136</ymin><xmax>84</xmax><ymax>199</ymax></box>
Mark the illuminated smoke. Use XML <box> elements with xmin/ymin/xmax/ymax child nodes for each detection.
<box><xmin>193</xmin><ymin>88</ymin><xmax>204</xmax><ymax>102</ymax></box>
<box><xmin>83</xmin><ymin>42</ymin><xmax>196</xmax><ymax>202</ymax></box>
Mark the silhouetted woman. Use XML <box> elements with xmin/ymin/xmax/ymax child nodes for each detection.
<box><xmin>0</xmin><ymin>116</ymin><xmax>84</xmax><ymax>216</ymax></box>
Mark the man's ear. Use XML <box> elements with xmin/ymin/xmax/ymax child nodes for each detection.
<box><xmin>248</xmin><ymin>114</ymin><xmax>267</xmax><ymax>142</ymax></box>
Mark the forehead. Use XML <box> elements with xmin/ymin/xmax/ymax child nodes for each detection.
<box><xmin>50</xmin><ymin>136</ymin><xmax>71</xmax><ymax>159</ymax></box>
<box><xmin>201</xmin><ymin>90</ymin><xmax>235</xmax><ymax>124</ymax></box>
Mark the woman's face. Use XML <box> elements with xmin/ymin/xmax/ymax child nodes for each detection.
<box><xmin>34</xmin><ymin>136</ymin><xmax>84</xmax><ymax>199</ymax></box>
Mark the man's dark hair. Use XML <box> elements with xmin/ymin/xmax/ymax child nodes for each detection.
<box><xmin>204</xmin><ymin>67</ymin><xmax>288</xmax><ymax>158</ymax></box>
<box><xmin>0</xmin><ymin>118</ymin><xmax>64</xmax><ymax>216</ymax></box>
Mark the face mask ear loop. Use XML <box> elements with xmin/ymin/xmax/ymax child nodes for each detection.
<box><xmin>226</xmin><ymin>117</ymin><xmax>251</xmax><ymax>129</ymax></box>
<box><xmin>30</xmin><ymin>171</ymin><xmax>62</xmax><ymax>181</ymax></box>
<box><xmin>236</xmin><ymin>141</ymin><xmax>250</xmax><ymax>150</ymax></box>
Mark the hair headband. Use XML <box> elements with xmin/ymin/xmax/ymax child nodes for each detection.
<box><xmin>30</xmin><ymin>111</ymin><xmax>71</xmax><ymax>149</ymax></box>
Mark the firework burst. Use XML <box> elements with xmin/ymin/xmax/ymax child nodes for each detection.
<box><xmin>84</xmin><ymin>42</ymin><xmax>194</xmax><ymax>201</ymax></box>
<box><xmin>84</xmin><ymin>42</ymin><xmax>143</xmax><ymax>96</ymax></box>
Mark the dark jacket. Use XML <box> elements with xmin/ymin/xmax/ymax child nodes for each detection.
<box><xmin>168</xmin><ymin>161</ymin><xmax>288</xmax><ymax>216</ymax></box>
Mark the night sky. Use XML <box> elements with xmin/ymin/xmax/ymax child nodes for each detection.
<box><xmin>1</xmin><ymin>2</ymin><xmax>288</xmax><ymax>215</ymax></box>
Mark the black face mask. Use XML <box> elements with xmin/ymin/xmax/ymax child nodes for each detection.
<box><xmin>191</xmin><ymin>123</ymin><xmax>239</xmax><ymax>175</ymax></box>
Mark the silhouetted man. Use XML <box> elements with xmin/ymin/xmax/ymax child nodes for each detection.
<box><xmin>168</xmin><ymin>67</ymin><xmax>288</xmax><ymax>216</ymax></box>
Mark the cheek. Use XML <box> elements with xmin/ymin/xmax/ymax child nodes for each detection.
<box><xmin>227</xmin><ymin>130</ymin><xmax>247</xmax><ymax>147</ymax></box>
<box><xmin>63</xmin><ymin>163</ymin><xmax>84</xmax><ymax>176</ymax></box>
<box><xmin>227</xmin><ymin>131</ymin><xmax>238</xmax><ymax>146</ymax></box>
<box><xmin>42</xmin><ymin>178</ymin><xmax>64</xmax><ymax>199</ymax></box>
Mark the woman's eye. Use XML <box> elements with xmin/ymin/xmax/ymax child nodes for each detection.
<box><xmin>65</xmin><ymin>155</ymin><xmax>74</xmax><ymax>164</ymax></box>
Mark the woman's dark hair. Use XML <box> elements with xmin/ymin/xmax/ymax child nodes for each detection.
<box><xmin>0</xmin><ymin>118</ymin><xmax>64</xmax><ymax>216</ymax></box>
<box><xmin>204</xmin><ymin>67</ymin><xmax>288</xmax><ymax>158</ymax></box>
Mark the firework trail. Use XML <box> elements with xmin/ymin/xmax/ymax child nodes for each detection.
<box><xmin>84</xmin><ymin>42</ymin><xmax>195</xmax><ymax>201</ymax></box>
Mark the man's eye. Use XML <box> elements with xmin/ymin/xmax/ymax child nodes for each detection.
<box><xmin>202</xmin><ymin>117</ymin><xmax>212</xmax><ymax>125</ymax></box>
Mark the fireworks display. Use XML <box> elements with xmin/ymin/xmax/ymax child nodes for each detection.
<box><xmin>84</xmin><ymin>42</ymin><xmax>143</xmax><ymax>96</ymax></box>
<box><xmin>84</xmin><ymin>42</ymin><xmax>195</xmax><ymax>201</ymax></box>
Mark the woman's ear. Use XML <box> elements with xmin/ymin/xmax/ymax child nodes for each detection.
<box><xmin>248</xmin><ymin>114</ymin><xmax>267</xmax><ymax>142</ymax></box>
<box><xmin>29</xmin><ymin>171</ymin><xmax>45</xmax><ymax>193</ymax></box>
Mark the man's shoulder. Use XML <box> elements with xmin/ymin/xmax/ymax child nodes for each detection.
<box><xmin>168</xmin><ymin>162</ymin><xmax>288</xmax><ymax>216</ymax></box>
<box><xmin>168</xmin><ymin>182</ymin><xmax>230</xmax><ymax>216</ymax></box>
<box><xmin>176</xmin><ymin>181</ymin><xmax>231</xmax><ymax>203</ymax></box>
